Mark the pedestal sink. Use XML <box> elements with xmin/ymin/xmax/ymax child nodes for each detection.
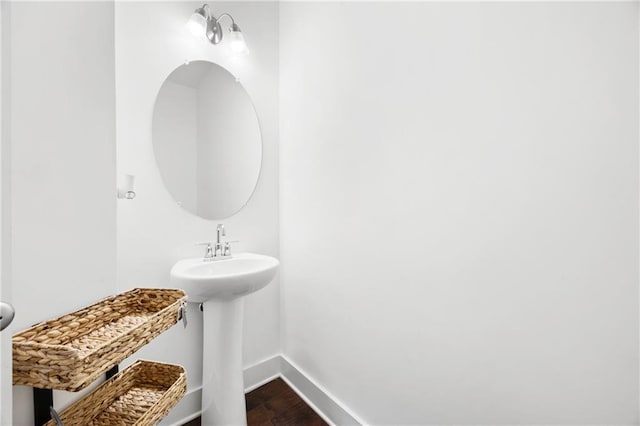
<box><xmin>171</xmin><ymin>253</ymin><xmax>279</xmax><ymax>425</ymax></box>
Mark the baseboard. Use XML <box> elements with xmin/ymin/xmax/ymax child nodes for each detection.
<box><xmin>244</xmin><ymin>354</ymin><xmax>363</xmax><ymax>426</ymax></box>
<box><xmin>161</xmin><ymin>354</ymin><xmax>363</xmax><ymax>426</ymax></box>
<box><xmin>243</xmin><ymin>354</ymin><xmax>282</xmax><ymax>392</ymax></box>
<box><xmin>279</xmin><ymin>355</ymin><xmax>363</xmax><ymax>426</ymax></box>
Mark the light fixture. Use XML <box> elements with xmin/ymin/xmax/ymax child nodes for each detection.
<box><xmin>228</xmin><ymin>23</ymin><xmax>249</xmax><ymax>56</ymax></box>
<box><xmin>187</xmin><ymin>6</ymin><xmax>208</xmax><ymax>38</ymax></box>
<box><xmin>187</xmin><ymin>4</ymin><xmax>249</xmax><ymax>55</ymax></box>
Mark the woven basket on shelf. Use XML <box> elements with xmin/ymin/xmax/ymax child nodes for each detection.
<box><xmin>13</xmin><ymin>288</ymin><xmax>187</xmax><ymax>391</ymax></box>
<box><xmin>44</xmin><ymin>359</ymin><xmax>186</xmax><ymax>426</ymax></box>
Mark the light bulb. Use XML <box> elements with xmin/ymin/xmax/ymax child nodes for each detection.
<box><xmin>228</xmin><ymin>25</ymin><xmax>249</xmax><ymax>56</ymax></box>
<box><xmin>187</xmin><ymin>9</ymin><xmax>207</xmax><ymax>37</ymax></box>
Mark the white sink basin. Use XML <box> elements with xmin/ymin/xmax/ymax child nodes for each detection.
<box><xmin>170</xmin><ymin>253</ymin><xmax>279</xmax><ymax>302</ymax></box>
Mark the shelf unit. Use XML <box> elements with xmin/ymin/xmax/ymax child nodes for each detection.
<box><xmin>12</xmin><ymin>288</ymin><xmax>188</xmax><ymax>426</ymax></box>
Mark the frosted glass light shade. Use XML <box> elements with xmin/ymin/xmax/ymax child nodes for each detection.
<box><xmin>187</xmin><ymin>11</ymin><xmax>207</xmax><ymax>37</ymax></box>
<box><xmin>228</xmin><ymin>30</ymin><xmax>249</xmax><ymax>55</ymax></box>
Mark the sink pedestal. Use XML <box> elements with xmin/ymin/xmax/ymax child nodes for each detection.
<box><xmin>170</xmin><ymin>253</ymin><xmax>279</xmax><ymax>425</ymax></box>
<box><xmin>201</xmin><ymin>298</ymin><xmax>247</xmax><ymax>426</ymax></box>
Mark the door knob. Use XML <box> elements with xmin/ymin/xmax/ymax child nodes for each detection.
<box><xmin>0</xmin><ymin>301</ymin><xmax>15</xmax><ymax>332</ymax></box>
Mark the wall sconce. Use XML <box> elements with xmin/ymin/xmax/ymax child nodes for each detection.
<box><xmin>117</xmin><ymin>174</ymin><xmax>136</xmax><ymax>200</ymax></box>
<box><xmin>187</xmin><ymin>4</ymin><xmax>249</xmax><ymax>55</ymax></box>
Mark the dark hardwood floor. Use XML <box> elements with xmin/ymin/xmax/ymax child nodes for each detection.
<box><xmin>182</xmin><ymin>378</ymin><xmax>328</xmax><ymax>426</ymax></box>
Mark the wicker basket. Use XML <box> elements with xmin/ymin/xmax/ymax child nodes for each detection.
<box><xmin>13</xmin><ymin>288</ymin><xmax>187</xmax><ymax>391</ymax></box>
<box><xmin>45</xmin><ymin>360</ymin><xmax>186</xmax><ymax>426</ymax></box>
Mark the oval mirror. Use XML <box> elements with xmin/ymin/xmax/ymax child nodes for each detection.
<box><xmin>152</xmin><ymin>61</ymin><xmax>262</xmax><ymax>219</ymax></box>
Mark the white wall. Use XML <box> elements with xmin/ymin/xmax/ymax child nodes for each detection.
<box><xmin>4</xmin><ymin>2</ymin><xmax>116</xmax><ymax>424</ymax></box>
<box><xmin>280</xmin><ymin>2</ymin><xmax>639</xmax><ymax>424</ymax></box>
<box><xmin>115</xmin><ymin>2</ymin><xmax>279</xmax><ymax>422</ymax></box>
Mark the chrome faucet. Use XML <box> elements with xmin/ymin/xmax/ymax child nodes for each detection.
<box><xmin>201</xmin><ymin>224</ymin><xmax>235</xmax><ymax>261</ymax></box>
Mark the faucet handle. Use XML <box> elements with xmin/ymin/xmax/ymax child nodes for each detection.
<box><xmin>196</xmin><ymin>242</ymin><xmax>216</xmax><ymax>261</ymax></box>
<box><xmin>223</xmin><ymin>240</ymin><xmax>239</xmax><ymax>256</ymax></box>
